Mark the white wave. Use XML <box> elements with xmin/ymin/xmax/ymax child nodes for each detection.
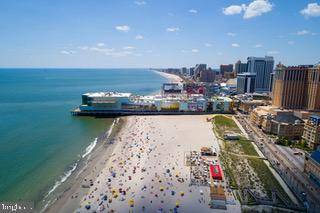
<box><xmin>42</xmin><ymin>118</ymin><xmax>119</xmax><ymax>210</ymax></box>
<box><xmin>44</xmin><ymin>162</ymin><xmax>78</xmax><ymax>198</ymax></box>
<box><xmin>106</xmin><ymin>118</ymin><xmax>119</xmax><ymax>138</ymax></box>
<box><xmin>82</xmin><ymin>138</ymin><xmax>98</xmax><ymax>158</ymax></box>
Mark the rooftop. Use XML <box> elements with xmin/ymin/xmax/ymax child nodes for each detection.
<box><xmin>84</xmin><ymin>92</ymin><xmax>131</xmax><ymax>98</ymax></box>
<box><xmin>274</xmin><ymin>113</ymin><xmax>303</xmax><ymax>124</ymax></box>
<box><xmin>310</xmin><ymin>151</ymin><xmax>320</xmax><ymax>165</ymax></box>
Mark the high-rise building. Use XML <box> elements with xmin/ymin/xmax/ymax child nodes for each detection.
<box><xmin>247</xmin><ymin>56</ymin><xmax>274</xmax><ymax>92</ymax></box>
<box><xmin>220</xmin><ymin>64</ymin><xmax>233</xmax><ymax>76</ymax></box>
<box><xmin>189</xmin><ymin>67</ymin><xmax>195</xmax><ymax>76</ymax></box>
<box><xmin>307</xmin><ymin>64</ymin><xmax>320</xmax><ymax>111</ymax></box>
<box><xmin>194</xmin><ymin>64</ymin><xmax>207</xmax><ymax>76</ymax></box>
<box><xmin>302</xmin><ymin>115</ymin><xmax>320</xmax><ymax>150</ymax></box>
<box><xmin>198</xmin><ymin>68</ymin><xmax>215</xmax><ymax>82</ymax></box>
<box><xmin>269</xmin><ymin>72</ymin><xmax>275</xmax><ymax>92</ymax></box>
<box><xmin>235</xmin><ymin>60</ymin><xmax>247</xmax><ymax>74</ymax></box>
<box><xmin>237</xmin><ymin>72</ymin><xmax>256</xmax><ymax>94</ymax></box>
<box><xmin>272</xmin><ymin>64</ymin><xmax>311</xmax><ymax>109</ymax></box>
<box><xmin>181</xmin><ymin>67</ymin><xmax>187</xmax><ymax>75</ymax></box>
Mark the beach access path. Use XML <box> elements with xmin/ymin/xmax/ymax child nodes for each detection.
<box><xmin>72</xmin><ymin>115</ymin><xmax>240</xmax><ymax>213</ymax></box>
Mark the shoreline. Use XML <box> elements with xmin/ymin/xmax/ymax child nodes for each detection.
<box><xmin>152</xmin><ymin>70</ymin><xmax>183</xmax><ymax>83</ymax></box>
<box><xmin>42</xmin><ymin>70</ymin><xmax>175</xmax><ymax>212</ymax></box>
<box><xmin>43</xmin><ymin>118</ymin><xmax>126</xmax><ymax>213</ymax></box>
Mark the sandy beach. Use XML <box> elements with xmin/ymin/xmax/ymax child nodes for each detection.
<box><xmin>50</xmin><ymin>115</ymin><xmax>240</xmax><ymax>213</ymax></box>
<box><xmin>153</xmin><ymin>71</ymin><xmax>183</xmax><ymax>83</ymax></box>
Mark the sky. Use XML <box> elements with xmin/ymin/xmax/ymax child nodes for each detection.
<box><xmin>0</xmin><ymin>0</ymin><xmax>319</xmax><ymax>68</ymax></box>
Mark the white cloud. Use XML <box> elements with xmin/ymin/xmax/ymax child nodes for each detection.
<box><xmin>78</xmin><ymin>46</ymin><xmax>89</xmax><ymax>50</ymax></box>
<box><xmin>223</xmin><ymin>5</ymin><xmax>244</xmax><ymax>15</ymax></box>
<box><xmin>135</xmin><ymin>34</ymin><xmax>144</xmax><ymax>40</ymax></box>
<box><xmin>189</xmin><ymin>9</ymin><xmax>198</xmax><ymax>14</ymax></box>
<box><xmin>134</xmin><ymin>1</ymin><xmax>146</xmax><ymax>6</ymax></box>
<box><xmin>115</xmin><ymin>25</ymin><xmax>130</xmax><ymax>32</ymax></box>
<box><xmin>90</xmin><ymin>47</ymin><xmax>115</xmax><ymax>53</ymax></box>
<box><xmin>288</xmin><ymin>41</ymin><xmax>295</xmax><ymax>45</ymax></box>
<box><xmin>254</xmin><ymin>44</ymin><xmax>263</xmax><ymax>48</ymax></box>
<box><xmin>231</xmin><ymin>43</ymin><xmax>240</xmax><ymax>47</ymax></box>
<box><xmin>97</xmin><ymin>43</ymin><xmax>105</xmax><ymax>47</ymax></box>
<box><xmin>123</xmin><ymin>46</ymin><xmax>135</xmax><ymax>50</ymax></box>
<box><xmin>244</xmin><ymin>0</ymin><xmax>273</xmax><ymax>19</ymax></box>
<box><xmin>296</xmin><ymin>30</ymin><xmax>310</xmax><ymax>35</ymax></box>
<box><xmin>205</xmin><ymin>43</ymin><xmax>212</xmax><ymax>47</ymax></box>
<box><xmin>78</xmin><ymin>44</ymin><xmax>140</xmax><ymax>57</ymax></box>
<box><xmin>223</xmin><ymin>0</ymin><xmax>272</xmax><ymax>19</ymax></box>
<box><xmin>60</xmin><ymin>50</ymin><xmax>75</xmax><ymax>55</ymax></box>
<box><xmin>300</xmin><ymin>3</ymin><xmax>320</xmax><ymax>18</ymax></box>
<box><xmin>267</xmin><ymin>50</ymin><xmax>279</xmax><ymax>55</ymax></box>
<box><xmin>166</xmin><ymin>27</ymin><xmax>180</xmax><ymax>32</ymax></box>
<box><xmin>227</xmin><ymin>32</ymin><xmax>236</xmax><ymax>37</ymax></box>
<box><xmin>191</xmin><ymin>49</ymin><xmax>199</xmax><ymax>53</ymax></box>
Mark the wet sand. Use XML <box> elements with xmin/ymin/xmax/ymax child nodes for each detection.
<box><xmin>44</xmin><ymin>119</ymin><xmax>126</xmax><ymax>213</ymax></box>
<box><xmin>73</xmin><ymin>115</ymin><xmax>241</xmax><ymax>213</ymax></box>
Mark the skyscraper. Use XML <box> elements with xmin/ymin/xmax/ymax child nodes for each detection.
<box><xmin>237</xmin><ymin>72</ymin><xmax>256</xmax><ymax>94</ymax></box>
<box><xmin>198</xmin><ymin>68</ymin><xmax>215</xmax><ymax>82</ymax></box>
<box><xmin>235</xmin><ymin>60</ymin><xmax>247</xmax><ymax>74</ymax></box>
<box><xmin>247</xmin><ymin>56</ymin><xmax>274</xmax><ymax>92</ymax></box>
<box><xmin>272</xmin><ymin>64</ymin><xmax>311</xmax><ymax>109</ymax></box>
<box><xmin>220</xmin><ymin>64</ymin><xmax>233</xmax><ymax>76</ymax></box>
<box><xmin>194</xmin><ymin>64</ymin><xmax>207</xmax><ymax>76</ymax></box>
<box><xmin>307</xmin><ymin>63</ymin><xmax>320</xmax><ymax>111</ymax></box>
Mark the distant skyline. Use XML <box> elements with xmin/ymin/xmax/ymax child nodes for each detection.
<box><xmin>0</xmin><ymin>0</ymin><xmax>319</xmax><ymax>68</ymax></box>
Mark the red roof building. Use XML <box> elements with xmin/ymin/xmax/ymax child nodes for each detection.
<box><xmin>210</xmin><ymin>164</ymin><xmax>223</xmax><ymax>180</ymax></box>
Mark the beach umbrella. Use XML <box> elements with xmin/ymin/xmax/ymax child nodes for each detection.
<box><xmin>175</xmin><ymin>201</ymin><xmax>180</xmax><ymax>207</ymax></box>
<box><xmin>129</xmin><ymin>198</ymin><xmax>134</xmax><ymax>207</ymax></box>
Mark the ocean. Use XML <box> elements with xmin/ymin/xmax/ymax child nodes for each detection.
<box><xmin>0</xmin><ymin>68</ymin><xmax>167</xmax><ymax>207</ymax></box>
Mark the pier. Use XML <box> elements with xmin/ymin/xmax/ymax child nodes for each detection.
<box><xmin>70</xmin><ymin>108</ymin><xmax>227</xmax><ymax>116</ymax></box>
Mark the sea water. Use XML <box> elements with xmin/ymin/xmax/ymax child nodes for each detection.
<box><xmin>0</xmin><ymin>68</ymin><xmax>167</xmax><ymax>205</ymax></box>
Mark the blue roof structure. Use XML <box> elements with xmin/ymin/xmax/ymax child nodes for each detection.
<box><xmin>310</xmin><ymin>115</ymin><xmax>320</xmax><ymax>126</ymax></box>
<box><xmin>310</xmin><ymin>151</ymin><xmax>320</xmax><ymax>164</ymax></box>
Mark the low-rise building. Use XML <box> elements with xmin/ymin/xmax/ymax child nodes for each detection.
<box><xmin>239</xmin><ymin>100</ymin><xmax>267</xmax><ymax>114</ymax></box>
<box><xmin>304</xmin><ymin>150</ymin><xmax>320</xmax><ymax>187</ymax></box>
<box><xmin>302</xmin><ymin>115</ymin><xmax>320</xmax><ymax>150</ymax></box>
<box><xmin>211</xmin><ymin>97</ymin><xmax>234</xmax><ymax>113</ymax></box>
<box><xmin>261</xmin><ymin>112</ymin><xmax>304</xmax><ymax>139</ymax></box>
<box><xmin>251</xmin><ymin>106</ymin><xmax>304</xmax><ymax>139</ymax></box>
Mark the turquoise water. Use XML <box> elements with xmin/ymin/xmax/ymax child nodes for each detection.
<box><xmin>0</xmin><ymin>68</ymin><xmax>167</xmax><ymax>204</ymax></box>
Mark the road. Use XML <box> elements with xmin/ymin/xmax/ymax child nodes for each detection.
<box><xmin>235</xmin><ymin>114</ymin><xmax>320</xmax><ymax>212</ymax></box>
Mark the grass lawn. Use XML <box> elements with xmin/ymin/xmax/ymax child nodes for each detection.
<box><xmin>213</xmin><ymin>115</ymin><xmax>241</xmax><ymax>136</ymax></box>
<box><xmin>212</xmin><ymin>115</ymin><xmax>293</xmax><ymax>205</ymax></box>
<box><xmin>237</xmin><ymin>137</ymin><xmax>259</xmax><ymax>157</ymax></box>
<box><xmin>248</xmin><ymin>158</ymin><xmax>292</xmax><ymax>203</ymax></box>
